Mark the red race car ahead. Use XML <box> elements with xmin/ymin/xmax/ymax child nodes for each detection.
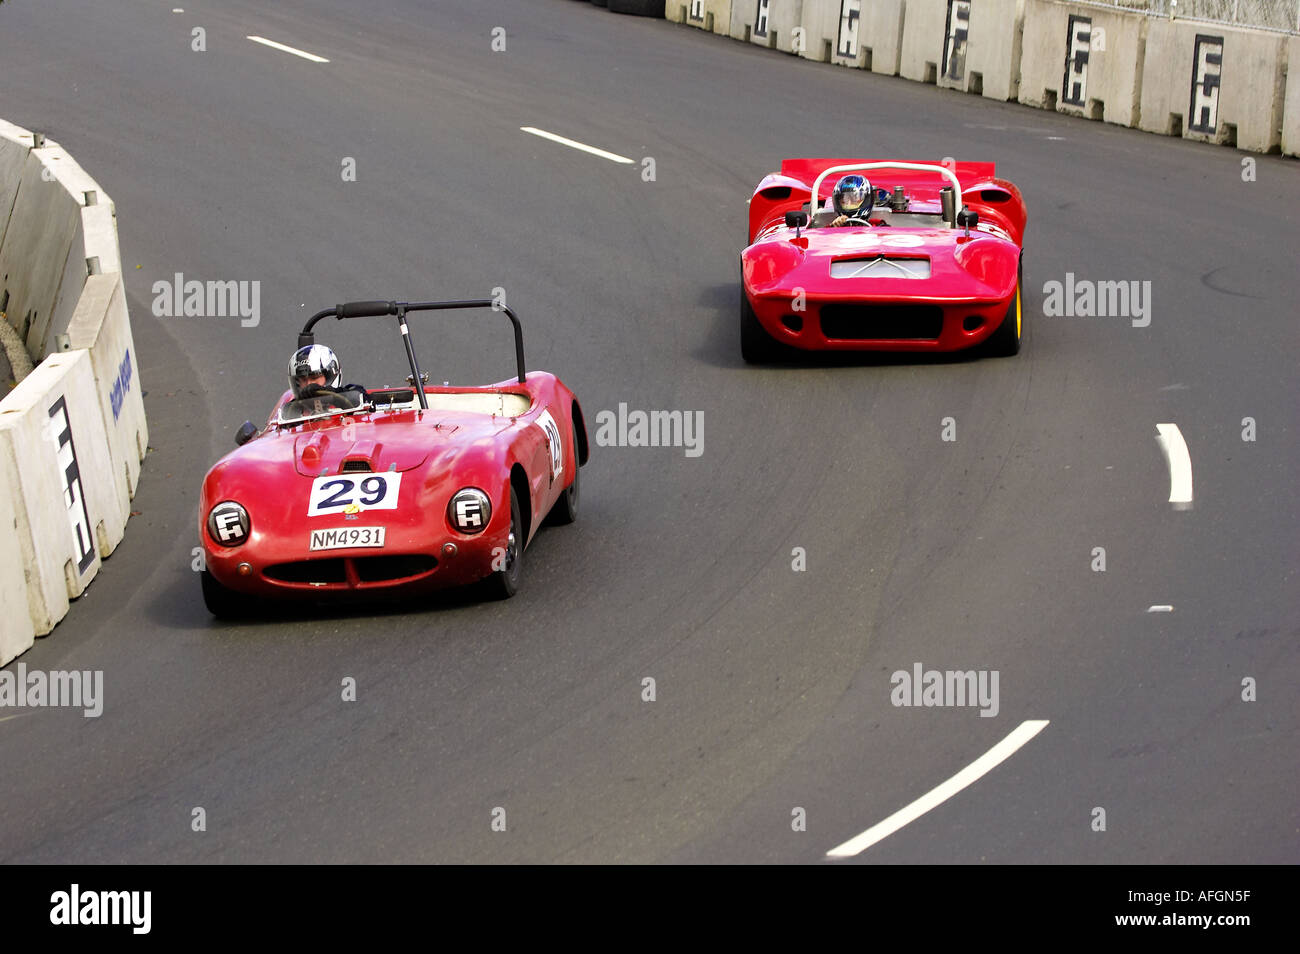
<box><xmin>741</xmin><ymin>158</ymin><xmax>1027</xmax><ymax>362</ymax></box>
<box><xmin>198</xmin><ymin>299</ymin><xmax>588</xmax><ymax>618</ymax></box>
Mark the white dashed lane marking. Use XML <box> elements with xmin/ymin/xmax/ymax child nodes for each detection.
<box><xmin>520</xmin><ymin>127</ymin><xmax>634</xmax><ymax>164</ymax></box>
<box><xmin>247</xmin><ymin>35</ymin><xmax>330</xmax><ymax>63</ymax></box>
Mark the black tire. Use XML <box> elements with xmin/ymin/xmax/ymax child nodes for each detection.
<box><xmin>740</xmin><ymin>288</ymin><xmax>789</xmax><ymax>364</ymax></box>
<box><xmin>549</xmin><ymin>452</ymin><xmax>580</xmax><ymax>526</ymax></box>
<box><xmin>201</xmin><ymin>569</ymin><xmax>247</xmax><ymax>619</ymax></box>
<box><xmin>986</xmin><ymin>257</ymin><xmax>1023</xmax><ymax>357</ymax></box>
<box><xmin>609</xmin><ymin>0</ymin><xmax>665</xmax><ymax>14</ymax></box>
<box><xmin>483</xmin><ymin>489</ymin><xmax>523</xmax><ymax>600</ymax></box>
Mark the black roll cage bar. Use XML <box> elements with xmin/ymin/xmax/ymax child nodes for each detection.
<box><xmin>298</xmin><ymin>299</ymin><xmax>527</xmax><ymax>411</ymax></box>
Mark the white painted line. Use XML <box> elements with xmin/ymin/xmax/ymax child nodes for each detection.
<box><xmin>1155</xmin><ymin>423</ymin><xmax>1193</xmax><ymax>510</ymax></box>
<box><xmin>1148</xmin><ymin>605</ymin><xmax>1174</xmax><ymax>613</ymax></box>
<box><xmin>247</xmin><ymin>35</ymin><xmax>330</xmax><ymax>63</ymax></box>
<box><xmin>519</xmin><ymin>126</ymin><xmax>634</xmax><ymax>164</ymax></box>
<box><xmin>826</xmin><ymin>719</ymin><xmax>1050</xmax><ymax>859</ymax></box>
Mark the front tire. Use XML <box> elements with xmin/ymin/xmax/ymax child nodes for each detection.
<box><xmin>483</xmin><ymin>489</ymin><xmax>523</xmax><ymax>600</ymax></box>
<box><xmin>201</xmin><ymin>569</ymin><xmax>247</xmax><ymax>619</ymax></box>
<box><xmin>741</xmin><ymin>288</ymin><xmax>787</xmax><ymax>364</ymax></box>
<box><xmin>986</xmin><ymin>257</ymin><xmax>1023</xmax><ymax>357</ymax></box>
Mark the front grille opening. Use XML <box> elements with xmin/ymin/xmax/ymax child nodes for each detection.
<box><xmin>781</xmin><ymin>313</ymin><xmax>803</xmax><ymax>332</ymax></box>
<box><xmin>354</xmin><ymin>554</ymin><xmax>438</xmax><ymax>582</ymax></box>
<box><xmin>820</xmin><ymin>304</ymin><xmax>944</xmax><ymax>340</ymax></box>
<box><xmin>266</xmin><ymin>559</ymin><xmax>347</xmax><ymax>584</ymax></box>
<box><xmin>340</xmin><ymin>459</ymin><xmax>372</xmax><ymax>473</ymax></box>
<box><xmin>962</xmin><ymin>314</ymin><xmax>986</xmax><ymax>332</ymax></box>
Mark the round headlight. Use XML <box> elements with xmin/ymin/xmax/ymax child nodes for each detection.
<box><xmin>207</xmin><ymin>501</ymin><xmax>250</xmax><ymax>546</ymax></box>
<box><xmin>448</xmin><ymin>488</ymin><xmax>491</xmax><ymax>534</ymax></box>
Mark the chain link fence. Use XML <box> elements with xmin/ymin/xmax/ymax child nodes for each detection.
<box><xmin>1078</xmin><ymin>0</ymin><xmax>1299</xmax><ymax>33</ymax></box>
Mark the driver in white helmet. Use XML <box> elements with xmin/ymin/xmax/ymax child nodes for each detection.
<box><xmin>287</xmin><ymin>344</ymin><xmax>368</xmax><ymax>405</ymax></box>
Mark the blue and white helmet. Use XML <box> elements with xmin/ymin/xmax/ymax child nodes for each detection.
<box><xmin>288</xmin><ymin>344</ymin><xmax>341</xmax><ymax>397</ymax></box>
<box><xmin>832</xmin><ymin>174</ymin><xmax>871</xmax><ymax>219</ymax></box>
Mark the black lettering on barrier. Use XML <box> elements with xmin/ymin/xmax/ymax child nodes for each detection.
<box><xmin>1189</xmin><ymin>34</ymin><xmax>1223</xmax><ymax>134</ymax></box>
<box><xmin>837</xmin><ymin>0</ymin><xmax>861</xmax><ymax>59</ymax></box>
<box><xmin>48</xmin><ymin>396</ymin><xmax>96</xmax><ymax>574</ymax></box>
<box><xmin>943</xmin><ymin>0</ymin><xmax>972</xmax><ymax>82</ymax></box>
<box><xmin>689</xmin><ymin>0</ymin><xmax>704</xmax><ymax>23</ymax></box>
<box><xmin>1063</xmin><ymin>15</ymin><xmax>1091</xmax><ymax>107</ymax></box>
<box><xmin>754</xmin><ymin>0</ymin><xmax>770</xmax><ymax>38</ymax></box>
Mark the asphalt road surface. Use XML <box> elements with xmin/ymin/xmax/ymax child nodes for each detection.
<box><xmin>0</xmin><ymin>0</ymin><xmax>1296</xmax><ymax>863</ymax></box>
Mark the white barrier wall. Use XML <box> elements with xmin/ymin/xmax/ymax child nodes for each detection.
<box><xmin>1019</xmin><ymin>0</ymin><xmax>1146</xmax><ymax>126</ymax></box>
<box><xmin>1284</xmin><ymin>37</ymin><xmax>1300</xmax><ymax>157</ymax></box>
<box><xmin>67</xmin><ymin>271</ymin><xmax>146</xmax><ymax>514</ymax></box>
<box><xmin>730</xmin><ymin>0</ymin><xmax>805</xmax><ymax>55</ymax></box>
<box><xmin>0</xmin><ymin>471</ymin><xmax>34</xmax><ymax>664</ymax></box>
<box><xmin>797</xmin><ymin>0</ymin><xmax>867</xmax><ymax>68</ymax></box>
<box><xmin>1138</xmin><ymin>18</ymin><xmax>1285</xmax><ymax>152</ymax></box>
<box><xmin>955</xmin><ymin>0</ymin><xmax>1024</xmax><ymax>101</ymax></box>
<box><xmin>0</xmin><ymin>116</ymin><xmax>147</xmax><ymax>663</ymax></box>
<box><xmin>667</xmin><ymin>0</ymin><xmax>733</xmax><ymax>34</ymax></box>
<box><xmin>0</xmin><ymin>350</ymin><xmax>116</xmax><ymax>648</ymax></box>
<box><xmin>899</xmin><ymin>0</ymin><xmax>951</xmax><ymax>84</ymax></box>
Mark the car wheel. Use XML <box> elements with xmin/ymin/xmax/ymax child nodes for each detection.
<box><xmin>484</xmin><ymin>488</ymin><xmax>523</xmax><ymax>599</ymax></box>
<box><xmin>986</xmin><ymin>256</ymin><xmax>1023</xmax><ymax>357</ymax></box>
<box><xmin>201</xmin><ymin>569</ymin><xmax>247</xmax><ymax>619</ymax></box>
<box><xmin>740</xmin><ymin>288</ymin><xmax>787</xmax><ymax>364</ymax></box>
<box><xmin>549</xmin><ymin>452</ymin><xmax>580</xmax><ymax>526</ymax></box>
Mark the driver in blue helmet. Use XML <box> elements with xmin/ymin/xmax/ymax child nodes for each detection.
<box><xmin>828</xmin><ymin>174</ymin><xmax>872</xmax><ymax>226</ymax></box>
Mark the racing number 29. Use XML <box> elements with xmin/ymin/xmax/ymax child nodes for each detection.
<box><xmin>307</xmin><ymin>472</ymin><xmax>403</xmax><ymax>515</ymax></box>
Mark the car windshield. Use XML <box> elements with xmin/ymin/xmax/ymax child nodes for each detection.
<box><xmin>277</xmin><ymin>389</ymin><xmax>368</xmax><ymax>426</ymax></box>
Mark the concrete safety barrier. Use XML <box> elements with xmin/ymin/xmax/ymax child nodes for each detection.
<box><xmin>952</xmin><ymin>0</ymin><xmax>1024</xmax><ymax>101</ymax></box>
<box><xmin>1138</xmin><ymin>18</ymin><xmax>1286</xmax><ymax>152</ymax></box>
<box><xmin>729</xmin><ymin>0</ymin><xmax>805</xmax><ymax>55</ymax></box>
<box><xmin>796</xmin><ymin>0</ymin><xmax>909</xmax><ymax>73</ymax></box>
<box><xmin>667</xmin><ymin>0</ymin><xmax>733</xmax><ymax>35</ymax></box>
<box><xmin>1019</xmin><ymin>0</ymin><xmax>1146</xmax><ymax>126</ymax></box>
<box><xmin>0</xmin><ymin>350</ymin><xmax>117</xmax><ymax>652</ymax></box>
<box><xmin>0</xmin><ymin>116</ymin><xmax>148</xmax><ymax>665</ymax></box>
<box><xmin>1284</xmin><ymin>37</ymin><xmax>1300</xmax><ymax>157</ymax></box>
<box><xmin>898</xmin><ymin>0</ymin><xmax>952</xmax><ymax>84</ymax></box>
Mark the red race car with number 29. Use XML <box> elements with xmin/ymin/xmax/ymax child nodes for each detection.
<box><xmin>198</xmin><ymin>298</ymin><xmax>588</xmax><ymax>617</ymax></box>
<box><xmin>741</xmin><ymin>158</ymin><xmax>1027</xmax><ymax>361</ymax></box>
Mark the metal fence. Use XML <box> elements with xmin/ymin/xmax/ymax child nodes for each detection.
<box><xmin>1077</xmin><ymin>0</ymin><xmax>1299</xmax><ymax>33</ymax></box>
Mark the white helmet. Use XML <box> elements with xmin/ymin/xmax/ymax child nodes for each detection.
<box><xmin>288</xmin><ymin>344</ymin><xmax>341</xmax><ymax>398</ymax></box>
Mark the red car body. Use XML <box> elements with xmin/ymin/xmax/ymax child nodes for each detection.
<box><xmin>197</xmin><ymin>300</ymin><xmax>587</xmax><ymax>615</ymax></box>
<box><xmin>741</xmin><ymin>158</ymin><xmax>1027</xmax><ymax>359</ymax></box>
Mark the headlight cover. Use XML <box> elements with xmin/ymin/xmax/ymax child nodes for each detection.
<box><xmin>448</xmin><ymin>488</ymin><xmax>491</xmax><ymax>534</ymax></box>
<box><xmin>207</xmin><ymin>501</ymin><xmax>250</xmax><ymax>546</ymax></box>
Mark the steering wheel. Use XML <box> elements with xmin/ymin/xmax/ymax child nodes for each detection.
<box><xmin>298</xmin><ymin>384</ymin><xmax>356</xmax><ymax>410</ymax></box>
<box><xmin>841</xmin><ymin>216</ymin><xmax>872</xmax><ymax>227</ymax></box>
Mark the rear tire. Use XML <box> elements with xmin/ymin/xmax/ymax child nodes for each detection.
<box><xmin>483</xmin><ymin>489</ymin><xmax>523</xmax><ymax>600</ymax></box>
<box><xmin>549</xmin><ymin>455</ymin><xmax>580</xmax><ymax>525</ymax></box>
<box><xmin>986</xmin><ymin>257</ymin><xmax>1023</xmax><ymax>357</ymax></box>
<box><xmin>741</xmin><ymin>288</ymin><xmax>789</xmax><ymax>364</ymax></box>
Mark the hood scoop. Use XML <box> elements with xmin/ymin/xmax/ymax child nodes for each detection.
<box><xmin>294</xmin><ymin>432</ymin><xmax>429</xmax><ymax>476</ymax></box>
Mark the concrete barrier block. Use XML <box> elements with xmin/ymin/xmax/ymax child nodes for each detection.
<box><xmin>668</xmin><ymin>0</ymin><xmax>733</xmax><ymax>34</ymax></box>
<box><xmin>0</xmin><ymin>121</ymin><xmax>33</xmax><ymax>249</ymax></box>
<box><xmin>865</xmin><ymin>0</ymin><xmax>906</xmax><ymax>76</ymax></box>
<box><xmin>0</xmin><ymin>150</ymin><xmax>80</xmax><ymax>363</ymax></box>
<box><xmin>1284</xmin><ymin>37</ymin><xmax>1300</xmax><ymax>157</ymax></box>
<box><xmin>0</xmin><ymin>467</ymin><xmax>35</xmax><ymax>666</ymax></box>
<box><xmin>0</xmin><ymin>349</ymin><xmax>115</xmax><ymax>636</ymax></box>
<box><xmin>67</xmin><ymin>272</ymin><xmax>146</xmax><ymax>505</ymax></box>
<box><xmin>1019</xmin><ymin>0</ymin><xmax>1145</xmax><ymax>127</ymax></box>
<box><xmin>899</xmin><ymin>0</ymin><xmax>952</xmax><ymax>84</ymax></box>
<box><xmin>1139</xmin><ymin>19</ymin><xmax>1285</xmax><ymax>152</ymax></box>
<box><xmin>730</xmin><ymin>0</ymin><xmax>806</xmax><ymax>55</ymax></box>
<box><xmin>798</xmin><ymin>0</ymin><xmax>880</xmax><ymax>68</ymax></box>
<box><xmin>958</xmin><ymin>0</ymin><xmax>1023</xmax><ymax>101</ymax></box>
